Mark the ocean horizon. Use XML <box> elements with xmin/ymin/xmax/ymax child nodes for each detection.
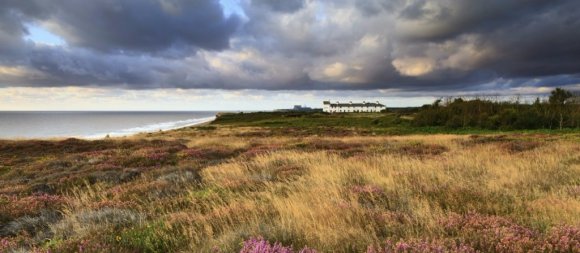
<box><xmin>0</xmin><ymin>111</ymin><xmax>220</xmax><ymax>139</ymax></box>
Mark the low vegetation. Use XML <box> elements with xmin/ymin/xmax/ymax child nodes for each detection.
<box><xmin>214</xmin><ymin>88</ymin><xmax>580</xmax><ymax>135</ymax></box>
<box><xmin>1</xmin><ymin>122</ymin><xmax>579</xmax><ymax>252</ymax></box>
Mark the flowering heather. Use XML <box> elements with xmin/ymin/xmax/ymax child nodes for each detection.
<box><xmin>179</xmin><ymin>147</ymin><xmax>235</xmax><ymax>160</ymax></box>
<box><xmin>396</xmin><ymin>143</ymin><xmax>449</xmax><ymax>156</ymax></box>
<box><xmin>94</xmin><ymin>161</ymin><xmax>122</xmax><ymax>170</ymax></box>
<box><xmin>0</xmin><ymin>193</ymin><xmax>67</xmax><ymax>221</ymax></box>
<box><xmin>139</xmin><ymin>147</ymin><xmax>172</xmax><ymax>161</ymax></box>
<box><xmin>89</xmin><ymin>199</ymin><xmax>138</xmax><ymax>209</ymax></box>
<box><xmin>242</xmin><ymin>145</ymin><xmax>281</xmax><ymax>157</ymax></box>
<box><xmin>1</xmin><ymin>126</ymin><xmax>579</xmax><ymax>252</ymax></box>
<box><xmin>82</xmin><ymin>150</ymin><xmax>115</xmax><ymax>164</ymax></box>
<box><xmin>1</xmin><ymin>238</ymin><xmax>17</xmax><ymax>252</ymax></box>
<box><xmin>541</xmin><ymin>226</ymin><xmax>580</xmax><ymax>252</ymax></box>
<box><xmin>75</xmin><ymin>239</ymin><xmax>109</xmax><ymax>253</ymax></box>
<box><xmin>113</xmin><ymin>147</ymin><xmax>178</xmax><ymax>167</ymax></box>
<box><xmin>351</xmin><ymin>185</ymin><xmax>385</xmax><ymax>195</ymax></box>
<box><xmin>500</xmin><ymin>140</ymin><xmax>542</xmax><ymax>153</ymax></box>
<box><xmin>366</xmin><ymin>238</ymin><xmax>475</xmax><ymax>253</ymax></box>
<box><xmin>441</xmin><ymin>212</ymin><xmax>580</xmax><ymax>252</ymax></box>
<box><xmin>240</xmin><ymin>238</ymin><xmax>317</xmax><ymax>253</ymax></box>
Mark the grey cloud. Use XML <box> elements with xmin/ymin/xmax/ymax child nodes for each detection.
<box><xmin>355</xmin><ymin>0</ymin><xmax>404</xmax><ymax>16</ymax></box>
<box><xmin>251</xmin><ymin>0</ymin><xmax>305</xmax><ymax>13</ymax></box>
<box><xmin>396</xmin><ymin>0</ymin><xmax>560</xmax><ymax>41</ymax></box>
<box><xmin>1</xmin><ymin>0</ymin><xmax>580</xmax><ymax>94</ymax></box>
<box><xmin>0</xmin><ymin>8</ymin><xmax>28</xmax><ymax>62</ymax></box>
<box><xmin>2</xmin><ymin>0</ymin><xmax>241</xmax><ymax>53</ymax></box>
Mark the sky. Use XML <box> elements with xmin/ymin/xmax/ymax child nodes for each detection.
<box><xmin>1</xmin><ymin>0</ymin><xmax>580</xmax><ymax>110</ymax></box>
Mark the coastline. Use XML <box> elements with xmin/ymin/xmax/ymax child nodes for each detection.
<box><xmin>0</xmin><ymin>115</ymin><xmax>217</xmax><ymax>141</ymax></box>
<box><xmin>83</xmin><ymin>116</ymin><xmax>217</xmax><ymax>139</ymax></box>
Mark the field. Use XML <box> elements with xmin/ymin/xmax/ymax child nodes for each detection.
<box><xmin>1</xmin><ymin>113</ymin><xmax>579</xmax><ymax>252</ymax></box>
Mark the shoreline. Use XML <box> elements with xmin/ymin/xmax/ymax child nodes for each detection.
<box><xmin>0</xmin><ymin>116</ymin><xmax>217</xmax><ymax>141</ymax></box>
<box><xmin>84</xmin><ymin>116</ymin><xmax>217</xmax><ymax>140</ymax></box>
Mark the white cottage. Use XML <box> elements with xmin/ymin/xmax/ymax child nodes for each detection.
<box><xmin>323</xmin><ymin>101</ymin><xmax>385</xmax><ymax>113</ymax></box>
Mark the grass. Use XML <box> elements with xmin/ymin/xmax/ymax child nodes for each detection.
<box><xmin>211</xmin><ymin>111</ymin><xmax>580</xmax><ymax>136</ymax></box>
<box><xmin>0</xmin><ymin>114</ymin><xmax>579</xmax><ymax>252</ymax></box>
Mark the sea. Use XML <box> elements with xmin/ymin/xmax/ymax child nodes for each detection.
<box><xmin>0</xmin><ymin>111</ymin><xmax>218</xmax><ymax>139</ymax></box>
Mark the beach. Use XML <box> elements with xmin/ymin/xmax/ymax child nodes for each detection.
<box><xmin>0</xmin><ymin>111</ymin><xmax>218</xmax><ymax>139</ymax></box>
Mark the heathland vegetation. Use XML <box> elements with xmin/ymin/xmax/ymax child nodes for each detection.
<box><xmin>0</xmin><ymin>88</ymin><xmax>579</xmax><ymax>252</ymax></box>
<box><xmin>1</xmin><ymin>124</ymin><xmax>579</xmax><ymax>252</ymax></box>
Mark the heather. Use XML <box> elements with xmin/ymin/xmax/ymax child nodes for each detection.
<box><xmin>0</xmin><ymin>122</ymin><xmax>579</xmax><ymax>252</ymax></box>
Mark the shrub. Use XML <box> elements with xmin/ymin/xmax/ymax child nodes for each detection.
<box><xmin>0</xmin><ymin>193</ymin><xmax>67</xmax><ymax>223</ymax></box>
<box><xmin>541</xmin><ymin>226</ymin><xmax>580</xmax><ymax>252</ymax></box>
<box><xmin>115</xmin><ymin>222</ymin><xmax>187</xmax><ymax>253</ymax></box>
<box><xmin>500</xmin><ymin>141</ymin><xmax>542</xmax><ymax>153</ymax></box>
<box><xmin>51</xmin><ymin>208</ymin><xmax>144</xmax><ymax>239</ymax></box>
<box><xmin>412</xmin><ymin>89</ymin><xmax>580</xmax><ymax>130</ymax></box>
<box><xmin>1</xmin><ymin>238</ymin><xmax>17</xmax><ymax>252</ymax></box>
<box><xmin>396</xmin><ymin>143</ymin><xmax>449</xmax><ymax>156</ymax></box>
<box><xmin>179</xmin><ymin>147</ymin><xmax>236</xmax><ymax>160</ymax></box>
<box><xmin>366</xmin><ymin>238</ymin><xmax>475</xmax><ymax>253</ymax></box>
<box><xmin>239</xmin><ymin>237</ymin><xmax>317</xmax><ymax>253</ymax></box>
<box><xmin>296</xmin><ymin>139</ymin><xmax>362</xmax><ymax>151</ymax></box>
<box><xmin>440</xmin><ymin>212</ymin><xmax>580</xmax><ymax>252</ymax></box>
<box><xmin>242</xmin><ymin>145</ymin><xmax>281</xmax><ymax>157</ymax></box>
<box><xmin>0</xmin><ymin>210</ymin><xmax>61</xmax><ymax>240</ymax></box>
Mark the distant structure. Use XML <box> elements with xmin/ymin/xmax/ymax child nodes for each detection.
<box><xmin>275</xmin><ymin>105</ymin><xmax>321</xmax><ymax>112</ymax></box>
<box><xmin>291</xmin><ymin>105</ymin><xmax>317</xmax><ymax>112</ymax></box>
<box><xmin>323</xmin><ymin>101</ymin><xmax>386</xmax><ymax>113</ymax></box>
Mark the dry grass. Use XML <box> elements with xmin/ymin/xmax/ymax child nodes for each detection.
<box><xmin>0</xmin><ymin>128</ymin><xmax>579</xmax><ymax>252</ymax></box>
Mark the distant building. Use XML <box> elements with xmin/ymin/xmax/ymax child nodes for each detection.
<box><xmin>291</xmin><ymin>105</ymin><xmax>315</xmax><ymax>111</ymax></box>
<box><xmin>323</xmin><ymin>101</ymin><xmax>385</xmax><ymax>113</ymax></box>
<box><xmin>275</xmin><ymin>105</ymin><xmax>321</xmax><ymax>112</ymax></box>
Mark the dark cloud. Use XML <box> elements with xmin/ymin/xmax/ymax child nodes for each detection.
<box><xmin>0</xmin><ymin>7</ymin><xmax>28</xmax><ymax>61</ymax></box>
<box><xmin>251</xmin><ymin>0</ymin><xmax>305</xmax><ymax>13</ymax></box>
<box><xmin>355</xmin><ymin>0</ymin><xmax>404</xmax><ymax>16</ymax></box>
<box><xmin>2</xmin><ymin>0</ymin><xmax>241</xmax><ymax>53</ymax></box>
<box><xmin>0</xmin><ymin>0</ymin><xmax>580</xmax><ymax>94</ymax></box>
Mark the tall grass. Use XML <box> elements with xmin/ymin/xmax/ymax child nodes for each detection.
<box><xmin>0</xmin><ymin>131</ymin><xmax>578</xmax><ymax>252</ymax></box>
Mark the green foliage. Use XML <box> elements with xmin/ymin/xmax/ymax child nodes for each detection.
<box><xmin>213</xmin><ymin>111</ymin><xmax>411</xmax><ymax>129</ymax></box>
<box><xmin>116</xmin><ymin>221</ymin><xmax>187</xmax><ymax>253</ymax></box>
<box><xmin>414</xmin><ymin>88</ymin><xmax>580</xmax><ymax>130</ymax></box>
<box><xmin>549</xmin><ymin>88</ymin><xmax>573</xmax><ymax>105</ymax></box>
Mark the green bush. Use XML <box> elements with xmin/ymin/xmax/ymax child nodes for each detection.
<box><xmin>116</xmin><ymin>221</ymin><xmax>187</xmax><ymax>253</ymax></box>
<box><xmin>412</xmin><ymin>88</ymin><xmax>579</xmax><ymax>130</ymax></box>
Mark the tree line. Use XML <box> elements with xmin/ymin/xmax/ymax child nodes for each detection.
<box><xmin>413</xmin><ymin>88</ymin><xmax>580</xmax><ymax>130</ymax></box>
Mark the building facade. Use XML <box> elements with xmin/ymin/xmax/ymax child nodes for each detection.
<box><xmin>323</xmin><ymin>101</ymin><xmax>385</xmax><ymax>113</ymax></box>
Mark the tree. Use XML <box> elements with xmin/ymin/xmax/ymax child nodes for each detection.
<box><xmin>548</xmin><ymin>88</ymin><xmax>573</xmax><ymax>130</ymax></box>
<box><xmin>549</xmin><ymin>88</ymin><xmax>573</xmax><ymax>105</ymax></box>
<box><xmin>432</xmin><ymin>99</ymin><xmax>442</xmax><ymax>108</ymax></box>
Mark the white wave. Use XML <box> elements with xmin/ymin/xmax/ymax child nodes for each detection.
<box><xmin>83</xmin><ymin>116</ymin><xmax>216</xmax><ymax>139</ymax></box>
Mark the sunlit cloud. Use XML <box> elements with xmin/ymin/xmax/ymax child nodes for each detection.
<box><xmin>0</xmin><ymin>0</ymin><xmax>579</xmax><ymax>110</ymax></box>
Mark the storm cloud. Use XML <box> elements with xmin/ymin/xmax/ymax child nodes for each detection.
<box><xmin>1</xmin><ymin>0</ymin><xmax>580</xmax><ymax>94</ymax></box>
